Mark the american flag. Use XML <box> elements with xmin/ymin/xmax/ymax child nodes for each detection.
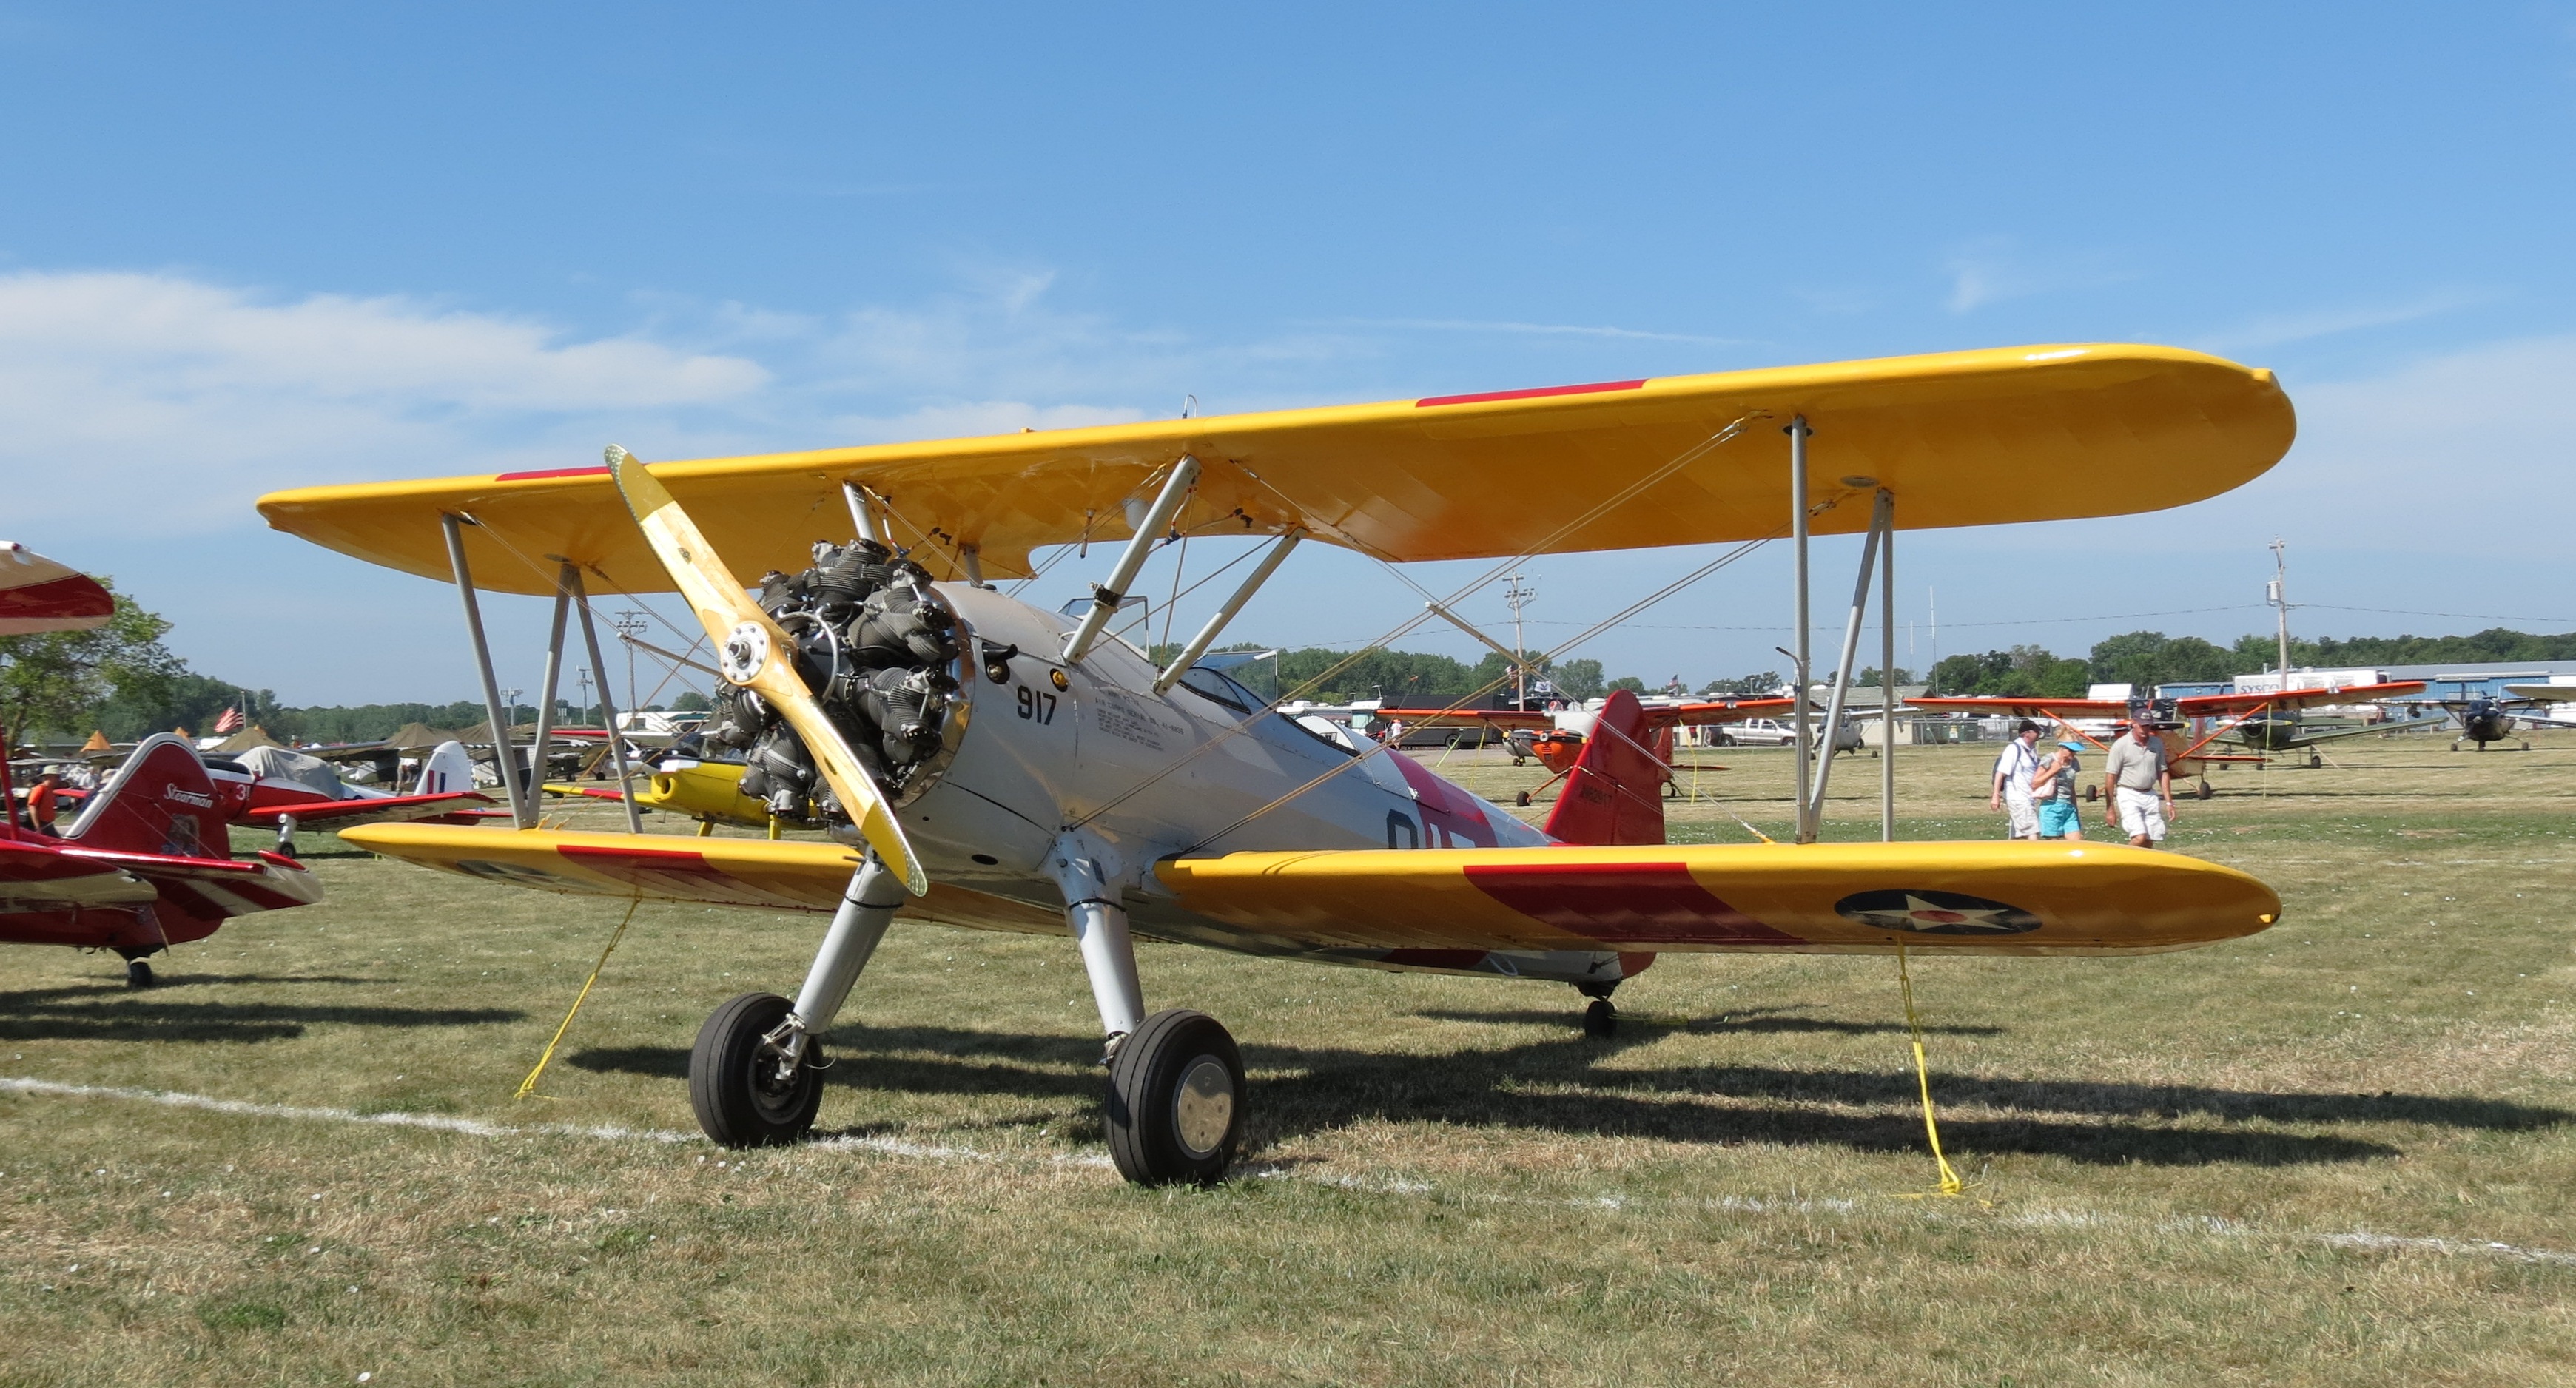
<box><xmin>213</xmin><ymin>705</ymin><xmax>244</xmax><ymax>734</ymax></box>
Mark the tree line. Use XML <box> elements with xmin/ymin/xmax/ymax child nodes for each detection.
<box><xmin>1923</xmin><ymin>627</ymin><xmax>2576</xmax><ymax>698</ymax></box>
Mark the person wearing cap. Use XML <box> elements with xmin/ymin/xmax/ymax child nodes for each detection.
<box><xmin>2029</xmin><ymin>740</ymin><xmax>2086</xmax><ymax>840</ymax></box>
<box><xmin>1988</xmin><ymin>719</ymin><xmax>2043</xmax><ymax>840</ymax></box>
<box><xmin>2104</xmin><ymin>715</ymin><xmax>2176</xmax><ymax>846</ymax></box>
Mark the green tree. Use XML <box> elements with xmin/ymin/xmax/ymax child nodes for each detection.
<box><xmin>1606</xmin><ymin>675</ymin><xmax>1648</xmax><ymax>695</ymax></box>
<box><xmin>1551</xmin><ymin>658</ymin><xmax>1606</xmax><ymax>700</ymax></box>
<box><xmin>0</xmin><ymin>587</ymin><xmax>185</xmax><ymax>739</ymax></box>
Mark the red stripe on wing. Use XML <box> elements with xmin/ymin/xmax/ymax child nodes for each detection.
<box><xmin>1462</xmin><ymin>860</ymin><xmax>1800</xmax><ymax>945</ymax></box>
<box><xmin>1416</xmin><ymin>379</ymin><xmax>1647</xmax><ymax>408</ymax></box>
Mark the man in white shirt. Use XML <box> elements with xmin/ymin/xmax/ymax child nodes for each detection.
<box><xmin>2103</xmin><ymin>717</ymin><xmax>2176</xmax><ymax>846</ymax></box>
<box><xmin>1989</xmin><ymin>720</ymin><xmax>2043</xmax><ymax>840</ymax></box>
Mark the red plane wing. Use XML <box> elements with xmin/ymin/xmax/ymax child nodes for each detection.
<box><xmin>1905</xmin><ymin>696</ymin><xmax>2125</xmax><ymax>717</ymax></box>
<box><xmin>1641</xmin><ymin>698</ymin><xmax>1795</xmax><ymax>728</ymax></box>
<box><xmin>2172</xmin><ymin>681</ymin><xmax>2429</xmax><ymax>716</ymax></box>
<box><xmin>234</xmin><ymin>790</ymin><xmax>494</xmax><ymax>829</ymax></box>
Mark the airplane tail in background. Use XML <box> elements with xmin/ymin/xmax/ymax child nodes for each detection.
<box><xmin>1542</xmin><ymin>690</ymin><xmax>1667</xmax><ymax>847</ymax></box>
<box><xmin>415</xmin><ymin>740</ymin><xmax>473</xmax><ymax>795</ymax></box>
<box><xmin>62</xmin><ymin>734</ymin><xmax>235</xmax><ymax>860</ymax></box>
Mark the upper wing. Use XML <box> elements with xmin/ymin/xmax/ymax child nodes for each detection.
<box><xmin>257</xmin><ymin>344</ymin><xmax>2293</xmax><ymax>592</ymax></box>
<box><xmin>1905</xmin><ymin>696</ymin><xmax>2125</xmax><ymax>718</ymax></box>
<box><xmin>234</xmin><ymin>790</ymin><xmax>494</xmax><ymax>828</ymax></box>
<box><xmin>2174</xmin><ymin>681</ymin><xmax>2428</xmax><ymax>716</ymax></box>
<box><xmin>0</xmin><ymin>543</ymin><xmax>116</xmax><ymax>635</ymax></box>
<box><xmin>340</xmin><ymin>822</ymin><xmax>1057</xmax><ymax>933</ymax></box>
<box><xmin>1155</xmin><ymin>840</ymin><xmax>2279</xmax><ymax>957</ymax></box>
<box><xmin>2504</xmin><ymin>684</ymin><xmax>2576</xmax><ymax>702</ymax></box>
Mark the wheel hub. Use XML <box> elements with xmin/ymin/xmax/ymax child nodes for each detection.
<box><xmin>1172</xmin><ymin>1055</ymin><xmax>1234</xmax><ymax>1158</ymax></box>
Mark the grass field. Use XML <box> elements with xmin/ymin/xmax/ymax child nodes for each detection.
<box><xmin>4</xmin><ymin>732</ymin><xmax>2573</xmax><ymax>1384</ymax></box>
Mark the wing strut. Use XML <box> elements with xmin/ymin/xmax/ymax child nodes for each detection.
<box><xmin>1805</xmin><ymin>487</ymin><xmax>1894</xmax><ymax>837</ymax></box>
<box><xmin>442</xmin><ymin>513</ymin><xmax>531</xmax><ymax>828</ymax></box>
<box><xmin>1064</xmin><ymin>456</ymin><xmax>1199</xmax><ymax>664</ymax></box>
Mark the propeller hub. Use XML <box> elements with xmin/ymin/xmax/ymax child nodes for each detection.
<box><xmin>719</xmin><ymin>621</ymin><xmax>771</xmax><ymax>685</ymax></box>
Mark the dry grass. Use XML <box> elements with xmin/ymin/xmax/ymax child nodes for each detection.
<box><xmin>3</xmin><ymin>732</ymin><xmax>2573</xmax><ymax>1384</ymax></box>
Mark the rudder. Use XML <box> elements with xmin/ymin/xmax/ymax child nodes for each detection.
<box><xmin>63</xmin><ymin>734</ymin><xmax>235</xmax><ymax>860</ymax></box>
<box><xmin>1541</xmin><ymin>690</ymin><xmax>1667</xmax><ymax>846</ymax></box>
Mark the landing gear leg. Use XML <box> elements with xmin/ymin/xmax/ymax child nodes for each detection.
<box><xmin>273</xmin><ymin>813</ymin><xmax>299</xmax><ymax>858</ymax></box>
<box><xmin>688</xmin><ymin>855</ymin><xmax>903</xmax><ymax>1148</ymax></box>
<box><xmin>1052</xmin><ymin>831</ymin><xmax>1242</xmax><ymax>1185</ymax></box>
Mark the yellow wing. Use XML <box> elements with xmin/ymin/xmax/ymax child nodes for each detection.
<box><xmin>256</xmin><ymin>343</ymin><xmax>2292</xmax><ymax>594</ymax></box>
<box><xmin>339</xmin><ymin>822</ymin><xmax>1055</xmax><ymax>932</ymax></box>
<box><xmin>1154</xmin><ymin>840</ymin><xmax>2280</xmax><ymax>957</ymax></box>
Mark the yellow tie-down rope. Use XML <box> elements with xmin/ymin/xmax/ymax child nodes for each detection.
<box><xmin>1894</xmin><ymin>937</ymin><xmax>1967</xmax><ymax>1197</ymax></box>
<box><xmin>516</xmin><ymin>897</ymin><xmax>642</xmax><ymax>1100</ymax></box>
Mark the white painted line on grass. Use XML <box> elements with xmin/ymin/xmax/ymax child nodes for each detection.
<box><xmin>1</xmin><ymin>1076</ymin><xmax>699</xmax><ymax>1143</ymax></box>
<box><xmin>7</xmin><ymin>1076</ymin><xmax>2569</xmax><ymax>1267</ymax></box>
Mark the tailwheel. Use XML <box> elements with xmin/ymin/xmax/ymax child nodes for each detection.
<box><xmin>1516</xmin><ymin>790</ymin><xmax>1533</xmax><ymax>806</ymax></box>
<box><xmin>2307</xmin><ymin>752</ymin><xmax>2322</xmax><ymax>769</ymax></box>
<box><xmin>124</xmin><ymin>959</ymin><xmax>155</xmax><ymax>989</ymax></box>
<box><xmin>1581</xmin><ymin>997</ymin><xmax>1618</xmax><ymax>1038</ymax></box>
<box><xmin>1105</xmin><ymin>1008</ymin><xmax>1243</xmax><ymax>1186</ymax></box>
<box><xmin>689</xmin><ymin>991</ymin><xmax>825</xmax><ymax>1148</ymax></box>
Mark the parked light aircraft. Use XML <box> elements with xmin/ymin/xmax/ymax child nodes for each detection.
<box><xmin>2397</xmin><ymin>679</ymin><xmax>2576</xmax><ymax>751</ymax></box>
<box><xmin>1</xmin><ymin>548</ymin><xmax>322</xmax><ymax>987</ymax></box>
<box><xmin>1908</xmin><ymin>681</ymin><xmax>2432</xmax><ymax>789</ymax></box>
<box><xmin>260</xmin><ymin>343</ymin><xmax>2294</xmax><ymax>1185</ymax></box>
<box><xmin>1371</xmin><ymin>697</ymin><xmax>1792</xmax><ymax>804</ymax></box>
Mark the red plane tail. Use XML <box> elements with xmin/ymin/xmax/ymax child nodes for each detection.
<box><xmin>1542</xmin><ymin>690</ymin><xmax>1668</xmax><ymax>846</ymax></box>
<box><xmin>62</xmin><ymin>735</ymin><xmax>235</xmax><ymax>860</ymax></box>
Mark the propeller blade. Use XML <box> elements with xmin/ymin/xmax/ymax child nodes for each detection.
<box><xmin>605</xmin><ymin>445</ymin><xmax>929</xmax><ymax>896</ymax></box>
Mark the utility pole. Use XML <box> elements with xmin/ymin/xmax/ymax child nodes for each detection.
<box><xmin>2268</xmin><ymin>538</ymin><xmax>2293</xmax><ymax>691</ymax></box>
<box><xmin>613</xmin><ymin>610</ymin><xmax>649</xmax><ymax>713</ymax></box>
<box><xmin>1504</xmin><ymin>573</ymin><xmax>1536</xmax><ymax>707</ymax></box>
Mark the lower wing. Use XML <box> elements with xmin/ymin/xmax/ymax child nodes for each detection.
<box><xmin>340</xmin><ymin>822</ymin><xmax>1058</xmax><ymax>932</ymax></box>
<box><xmin>236</xmin><ymin>791</ymin><xmax>494</xmax><ymax>828</ymax></box>
<box><xmin>1155</xmin><ymin>841</ymin><xmax>2280</xmax><ymax>957</ymax></box>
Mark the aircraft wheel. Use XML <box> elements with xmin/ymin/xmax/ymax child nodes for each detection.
<box><xmin>688</xmin><ymin>991</ymin><xmax>825</xmax><ymax>1148</ymax></box>
<box><xmin>1516</xmin><ymin>790</ymin><xmax>1533</xmax><ymax>807</ymax></box>
<box><xmin>1581</xmin><ymin>997</ymin><xmax>1618</xmax><ymax>1038</ymax></box>
<box><xmin>2084</xmin><ymin>784</ymin><xmax>2099</xmax><ymax>803</ymax></box>
<box><xmin>1105</xmin><ymin>1008</ymin><xmax>1243</xmax><ymax>1187</ymax></box>
<box><xmin>125</xmin><ymin>959</ymin><xmax>155</xmax><ymax>989</ymax></box>
<box><xmin>1511</xmin><ymin>756</ymin><xmax>1527</xmax><ymax>767</ymax></box>
<box><xmin>2196</xmin><ymin>780</ymin><xmax>2213</xmax><ymax>801</ymax></box>
<box><xmin>2307</xmin><ymin>752</ymin><xmax>2322</xmax><ymax>770</ymax></box>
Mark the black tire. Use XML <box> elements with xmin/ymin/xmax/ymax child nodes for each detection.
<box><xmin>2307</xmin><ymin>752</ymin><xmax>2322</xmax><ymax>769</ymax></box>
<box><xmin>1516</xmin><ymin>790</ymin><xmax>1533</xmax><ymax>807</ymax></box>
<box><xmin>689</xmin><ymin>991</ymin><xmax>824</xmax><ymax>1148</ymax></box>
<box><xmin>125</xmin><ymin>959</ymin><xmax>155</xmax><ymax>989</ymax></box>
<box><xmin>2196</xmin><ymin>780</ymin><xmax>2213</xmax><ymax>801</ymax></box>
<box><xmin>1105</xmin><ymin>1008</ymin><xmax>1243</xmax><ymax>1186</ymax></box>
<box><xmin>1582</xmin><ymin>997</ymin><xmax>1618</xmax><ymax>1037</ymax></box>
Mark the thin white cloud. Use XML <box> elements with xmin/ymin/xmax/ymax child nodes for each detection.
<box><xmin>1942</xmin><ymin>238</ymin><xmax>2135</xmax><ymax>314</ymax></box>
<box><xmin>1334</xmin><ymin>317</ymin><xmax>1735</xmax><ymax>345</ymax></box>
<box><xmin>2197</xmin><ymin>291</ymin><xmax>2486</xmax><ymax>353</ymax></box>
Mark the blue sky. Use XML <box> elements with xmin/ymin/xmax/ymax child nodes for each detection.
<box><xmin>7</xmin><ymin>4</ymin><xmax>2575</xmax><ymax>704</ymax></box>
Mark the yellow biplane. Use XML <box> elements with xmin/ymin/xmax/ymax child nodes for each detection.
<box><xmin>260</xmin><ymin>343</ymin><xmax>2293</xmax><ymax>1185</ymax></box>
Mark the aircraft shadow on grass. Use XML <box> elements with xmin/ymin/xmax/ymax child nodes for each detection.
<box><xmin>0</xmin><ymin>975</ymin><xmax>522</xmax><ymax>1045</ymax></box>
<box><xmin>568</xmin><ymin>1018</ymin><xmax>2570</xmax><ymax>1168</ymax></box>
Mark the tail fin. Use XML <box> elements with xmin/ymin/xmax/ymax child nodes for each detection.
<box><xmin>63</xmin><ymin>734</ymin><xmax>234</xmax><ymax>860</ymax></box>
<box><xmin>1541</xmin><ymin>690</ymin><xmax>1667</xmax><ymax>846</ymax></box>
<box><xmin>415</xmin><ymin>740</ymin><xmax>473</xmax><ymax>795</ymax></box>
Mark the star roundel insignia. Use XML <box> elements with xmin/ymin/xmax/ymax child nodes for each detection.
<box><xmin>1834</xmin><ymin>889</ymin><xmax>2042</xmax><ymax>935</ymax></box>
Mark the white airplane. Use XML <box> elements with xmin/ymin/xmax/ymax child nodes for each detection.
<box><xmin>259</xmin><ymin>343</ymin><xmax>2295</xmax><ymax>1185</ymax></box>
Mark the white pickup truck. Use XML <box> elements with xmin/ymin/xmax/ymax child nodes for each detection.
<box><xmin>1717</xmin><ymin>718</ymin><xmax>1796</xmax><ymax>747</ymax></box>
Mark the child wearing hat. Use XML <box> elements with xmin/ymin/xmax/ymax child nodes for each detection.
<box><xmin>2029</xmin><ymin>740</ymin><xmax>2086</xmax><ymax>840</ymax></box>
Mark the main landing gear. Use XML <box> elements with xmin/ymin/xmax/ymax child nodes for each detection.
<box><xmin>1055</xmin><ymin>830</ymin><xmax>1244</xmax><ymax>1185</ymax></box>
<box><xmin>113</xmin><ymin>946</ymin><xmax>159</xmax><ymax>989</ymax></box>
<box><xmin>688</xmin><ymin>853</ymin><xmax>906</xmax><ymax>1148</ymax></box>
<box><xmin>686</xmin><ymin>834</ymin><xmax>1249</xmax><ymax>1187</ymax></box>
